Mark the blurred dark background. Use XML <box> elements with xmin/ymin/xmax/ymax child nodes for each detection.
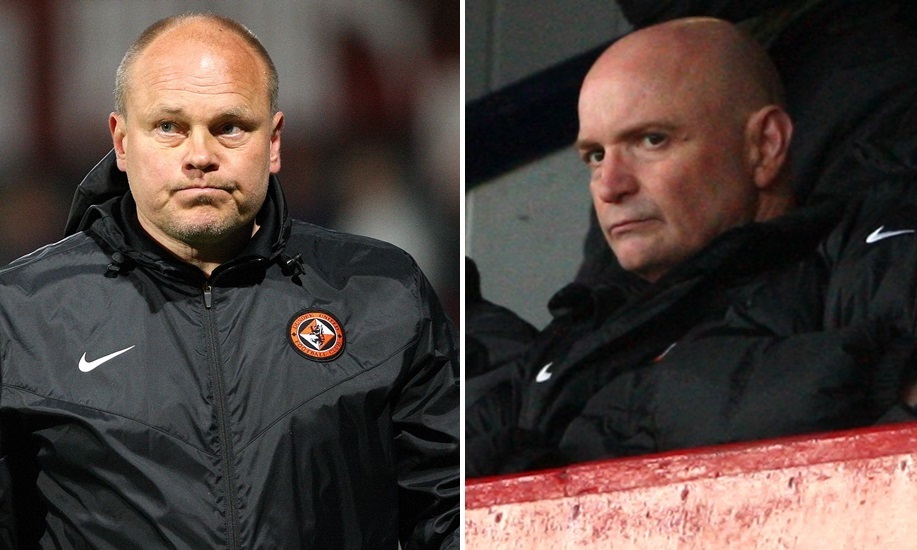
<box><xmin>0</xmin><ymin>0</ymin><xmax>459</xmax><ymax>322</ymax></box>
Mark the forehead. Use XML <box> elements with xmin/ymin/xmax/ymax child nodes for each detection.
<box><xmin>577</xmin><ymin>58</ymin><xmax>719</xmax><ymax>139</ymax></box>
<box><xmin>578</xmin><ymin>72</ymin><xmax>677</xmax><ymax>135</ymax></box>
<box><xmin>127</xmin><ymin>24</ymin><xmax>270</xmax><ymax>113</ymax></box>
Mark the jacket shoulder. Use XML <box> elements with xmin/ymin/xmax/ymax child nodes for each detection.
<box><xmin>820</xmin><ymin>180</ymin><xmax>917</xmax><ymax>258</ymax></box>
<box><xmin>285</xmin><ymin>220</ymin><xmax>420</xmax><ymax>278</ymax></box>
<box><xmin>0</xmin><ymin>232</ymin><xmax>105</xmax><ymax>282</ymax></box>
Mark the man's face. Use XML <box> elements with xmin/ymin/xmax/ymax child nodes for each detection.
<box><xmin>111</xmin><ymin>25</ymin><xmax>282</xmax><ymax>253</ymax></box>
<box><xmin>576</xmin><ymin>61</ymin><xmax>758</xmax><ymax>282</ymax></box>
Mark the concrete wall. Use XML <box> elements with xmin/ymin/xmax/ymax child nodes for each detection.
<box><xmin>465</xmin><ymin>0</ymin><xmax>631</xmax><ymax>328</ymax></box>
<box><xmin>466</xmin><ymin>422</ymin><xmax>917</xmax><ymax>549</ymax></box>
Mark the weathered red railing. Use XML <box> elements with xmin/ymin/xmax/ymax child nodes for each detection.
<box><xmin>466</xmin><ymin>422</ymin><xmax>917</xmax><ymax>549</ymax></box>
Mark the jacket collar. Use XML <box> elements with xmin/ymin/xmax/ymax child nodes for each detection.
<box><xmin>65</xmin><ymin>149</ymin><xmax>291</xmax><ymax>275</ymax></box>
<box><xmin>65</xmin><ymin>149</ymin><xmax>128</xmax><ymax>237</ymax></box>
<box><xmin>549</xmin><ymin>196</ymin><xmax>846</xmax><ymax>325</ymax></box>
<box><xmin>540</xmin><ymin>198</ymin><xmax>847</xmax><ymax>377</ymax></box>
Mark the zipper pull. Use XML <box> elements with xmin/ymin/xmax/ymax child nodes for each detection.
<box><xmin>202</xmin><ymin>283</ymin><xmax>212</xmax><ymax>309</ymax></box>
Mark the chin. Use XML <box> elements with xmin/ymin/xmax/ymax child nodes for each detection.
<box><xmin>616</xmin><ymin>252</ymin><xmax>662</xmax><ymax>281</ymax></box>
<box><xmin>610</xmin><ymin>244</ymin><xmax>642</xmax><ymax>271</ymax></box>
<box><xmin>169</xmin><ymin>217</ymin><xmax>236</xmax><ymax>242</ymax></box>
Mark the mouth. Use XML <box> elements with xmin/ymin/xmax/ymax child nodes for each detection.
<box><xmin>173</xmin><ymin>187</ymin><xmax>231</xmax><ymax>202</ymax></box>
<box><xmin>172</xmin><ymin>185</ymin><xmax>234</xmax><ymax>207</ymax></box>
<box><xmin>609</xmin><ymin>218</ymin><xmax>651</xmax><ymax>236</ymax></box>
<box><xmin>173</xmin><ymin>181</ymin><xmax>234</xmax><ymax>194</ymax></box>
<box><xmin>176</xmin><ymin>185</ymin><xmax>228</xmax><ymax>192</ymax></box>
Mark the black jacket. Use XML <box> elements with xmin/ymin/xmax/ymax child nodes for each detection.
<box><xmin>467</xmin><ymin>181</ymin><xmax>917</xmax><ymax>478</ymax></box>
<box><xmin>0</xmin><ymin>151</ymin><xmax>459</xmax><ymax>549</ymax></box>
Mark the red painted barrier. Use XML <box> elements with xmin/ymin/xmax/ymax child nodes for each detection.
<box><xmin>465</xmin><ymin>422</ymin><xmax>917</xmax><ymax>549</ymax></box>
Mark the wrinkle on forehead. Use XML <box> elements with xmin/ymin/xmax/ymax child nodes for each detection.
<box><xmin>131</xmin><ymin>67</ymin><xmax>263</xmax><ymax>118</ymax></box>
<box><xmin>126</xmin><ymin>20</ymin><xmax>270</xmax><ymax>111</ymax></box>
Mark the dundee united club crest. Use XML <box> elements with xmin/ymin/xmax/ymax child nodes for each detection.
<box><xmin>288</xmin><ymin>309</ymin><xmax>346</xmax><ymax>361</ymax></box>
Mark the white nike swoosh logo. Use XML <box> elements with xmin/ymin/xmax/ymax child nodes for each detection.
<box><xmin>866</xmin><ymin>226</ymin><xmax>916</xmax><ymax>243</ymax></box>
<box><xmin>79</xmin><ymin>346</ymin><xmax>136</xmax><ymax>372</ymax></box>
<box><xmin>535</xmin><ymin>362</ymin><xmax>553</xmax><ymax>383</ymax></box>
<box><xmin>654</xmin><ymin>342</ymin><xmax>678</xmax><ymax>362</ymax></box>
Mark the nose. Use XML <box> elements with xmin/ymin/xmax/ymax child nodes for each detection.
<box><xmin>590</xmin><ymin>148</ymin><xmax>637</xmax><ymax>204</ymax></box>
<box><xmin>183</xmin><ymin>130</ymin><xmax>219</xmax><ymax>174</ymax></box>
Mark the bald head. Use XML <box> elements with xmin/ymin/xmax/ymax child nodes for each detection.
<box><xmin>577</xmin><ymin>17</ymin><xmax>794</xmax><ymax>281</ymax></box>
<box><xmin>115</xmin><ymin>13</ymin><xmax>278</xmax><ymax>116</ymax></box>
<box><xmin>585</xmin><ymin>17</ymin><xmax>784</xmax><ymax>124</ymax></box>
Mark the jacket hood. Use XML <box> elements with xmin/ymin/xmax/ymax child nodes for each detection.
<box><xmin>64</xmin><ymin>149</ymin><xmax>290</xmax><ymax>239</ymax></box>
<box><xmin>65</xmin><ymin>149</ymin><xmax>128</xmax><ymax>237</ymax></box>
<box><xmin>63</xmin><ymin>149</ymin><xmax>295</xmax><ymax>278</ymax></box>
<box><xmin>553</xmin><ymin>196</ymin><xmax>846</xmax><ymax>324</ymax></box>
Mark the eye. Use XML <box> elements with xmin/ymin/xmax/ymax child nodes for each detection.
<box><xmin>583</xmin><ymin>149</ymin><xmax>604</xmax><ymax>165</ymax></box>
<box><xmin>157</xmin><ymin>121</ymin><xmax>178</xmax><ymax>134</ymax></box>
<box><xmin>641</xmin><ymin>133</ymin><xmax>667</xmax><ymax>148</ymax></box>
<box><xmin>218</xmin><ymin>123</ymin><xmax>242</xmax><ymax>136</ymax></box>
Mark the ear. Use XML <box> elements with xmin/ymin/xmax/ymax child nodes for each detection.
<box><xmin>269</xmin><ymin>111</ymin><xmax>284</xmax><ymax>174</ymax></box>
<box><xmin>745</xmin><ymin>105</ymin><xmax>793</xmax><ymax>189</ymax></box>
<box><xmin>110</xmin><ymin>113</ymin><xmax>128</xmax><ymax>172</ymax></box>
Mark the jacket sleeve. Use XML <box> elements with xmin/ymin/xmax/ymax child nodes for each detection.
<box><xmin>820</xmin><ymin>182</ymin><xmax>917</xmax><ymax>420</ymax></box>
<box><xmin>0</xmin><ymin>357</ymin><xmax>19</xmax><ymax>548</ymax></box>
<box><xmin>393</xmin><ymin>268</ymin><xmax>459</xmax><ymax>550</ymax></box>
<box><xmin>661</xmin><ymin>185</ymin><xmax>917</xmax><ymax>442</ymax></box>
<box><xmin>0</xmin><ymin>458</ymin><xmax>14</xmax><ymax>549</ymax></box>
<box><xmin>465</xmin><ymin>363</ymin><xmax>518</xmax><ymax>478</ymax></box>
<box><xmin>561</xmin><ymin>206</ymin><xmax>917</xmax><ymax>462</ymax></box>
<box><xmin>652</xmin><ymin>180</ymin><xmax>917</xmax><ymax>448</ymax></box>
<box><xmin>639</xmin><ymin>192</ymin><xmax>917</xmax><ymax>450</ymax></box>
<box><xmin>654</xmin><ymin>323</ymin><xmax>913</xmax><ymax>448</ymax></box>
<box><xmin>560</xmin><ymin>318</ymin><xmax>915</xmax><ymax>462</ymax></box>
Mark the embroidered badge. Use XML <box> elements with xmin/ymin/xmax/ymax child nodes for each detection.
<box><xmin>288</xmin><ymin>309</ymin><xmax>346</xmax><ymax>361</ymax></box>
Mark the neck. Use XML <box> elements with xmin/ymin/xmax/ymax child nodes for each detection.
<box><xmin>755</xmin><ymin>190</ymin><xmax>796</xmax><ymax>223</ymax></box>
<box><xmin>137</xmin><ymin>217</ymin><xmax>260</xmax><ymax>278</ymax></box>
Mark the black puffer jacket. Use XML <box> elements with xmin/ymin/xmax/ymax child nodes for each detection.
<box><xmin>467</xmin><ymin>180</ymin><xmax>917</xmax><ymax>477</ymax></box>
<box><xmin>0</xmin><ymin>151</ymin><xmax>459</xmax><ymax>549</ymax></box>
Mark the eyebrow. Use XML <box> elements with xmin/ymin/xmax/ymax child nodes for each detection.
<box><xmin>147</xmin><ymin>105</ymin><xmax>256</xmax><ymax>120</ymax></box>
<box><xmin>573</xmin><ymin>137</ymin><xmax>599</xmax><ymax>152</ymax></box>
<box><xmin>574</xmin><ymin>121</ymin><xmax>680</xmax><ymax>150</ymax></box>
<box><xmin>147</xmin><ymin>105</ymin><xmax>185</xmax><ymax>117</ymax></box>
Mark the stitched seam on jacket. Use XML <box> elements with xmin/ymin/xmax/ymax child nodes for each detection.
<box><xmin>236</xmin><ymin>334</ymin><xmax>421</xmax><ymax>454</ymax></box>
<box><xmin>2</xmin><ymin>384</ymin><xmax>217</xmax><ymax>457</ymax></box>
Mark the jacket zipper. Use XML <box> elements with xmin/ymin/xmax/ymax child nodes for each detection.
<box><xmin>202</xmin><ymin>283</ymin><xmax>241</xmax><ymax>548</ymax></box>
<box><xmin>203</xmin><ymin>283</ymin><xmax>212</xmax><ymax>309</ymax></box>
